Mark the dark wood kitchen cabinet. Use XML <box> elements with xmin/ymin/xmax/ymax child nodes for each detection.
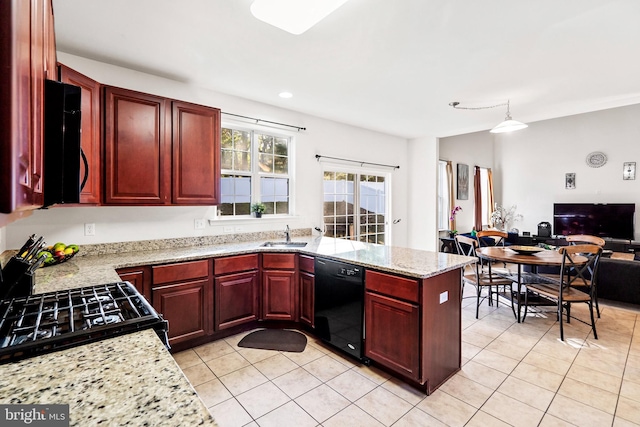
<box><xmin>298</xmin><ymin>255</ymin><xmax>315</xmax><ymax>327</ymax></box>
<box><xmin>365</xmin><ymin>271</ymin><xmax>420</xmax><ymax>381</ymax></box>
<box><xmin>261</xmin><ymin>253</ymin><xmax>297</xmax><ymax>321</ymax></box>
<box><xmin>151</xmin><ymin>259</ymin><xmax>213</xmax><ymax>346</ymax></box>
<box><xmin>0</xmin><ymin>0</ymin><xmax>56</xmax><ymax>215</ymax></box>
<box><xmin>172</xmin><ymin>101</ymin><xmax>221</xmax><ymax>205</ymax></box>
<box><xmin>364</xmin><ymin>268</ymin><xmax>461</xmax><ymax>393</ymax></box>
<box><xmin>59</xmin><ymin>64</ymin><xmax>102</xmax><ymax>204</ymax></box>
<box><xmin>104</xmin><ymin>87</ymin><xmax>170</xmax><ymax>205</ymax></box>
<box><xmin>214</xmin><ymin>254</ymin><xmax>259</xmax><ymax>330</ymax></box>
<box><xmin>116</xmin><ymin>265</ymin><xmax>151</xmax><ymax>302</ymax></box>
<box><xmin>103</xmin><ymin>86</ymin><xmax>221</xmax><ymax>206</ymax></box>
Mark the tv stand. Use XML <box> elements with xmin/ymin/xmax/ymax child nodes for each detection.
<box><xmin>538</xmin><ymin>235</ymin><xmax>640</xmax><ymax>253</ymax></box>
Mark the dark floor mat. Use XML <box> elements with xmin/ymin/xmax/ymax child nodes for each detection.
<box><xmin>237</xmin><ymin>329</ymin><xmax>307</xmax><ymax>353</ymax></box>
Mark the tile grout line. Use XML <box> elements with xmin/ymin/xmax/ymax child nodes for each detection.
<box><xmin>177</xmin><ymin>295</ymin><xmax>640</xmax><ymax>427</ymax></box>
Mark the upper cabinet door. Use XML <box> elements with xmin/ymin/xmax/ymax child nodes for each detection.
<box><xmin>59</xmin><ymin>64</ymin><xmax>102</xmax><ymax>204</ymax></box>
<box><xmin>104</xmin><ymin>86</ymin><xmax>171</xmax><ymax>205</ymax></box>
<box><xmin>29</xmin><ymin>0</ymin><xmax>45</xmax><ymax>207</ymax></box>
<box><xmin>171</xmin><ymin>101</ymin><xmax>221</xmax><ymax>205</ymax></box>
<box><xmin>0</xmin><ymin>0</ymin><xmax>55</xmax><ymax>215</ymax></box>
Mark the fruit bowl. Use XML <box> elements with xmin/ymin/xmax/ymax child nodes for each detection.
<box><xmin>509</xmin><ymin>245</ymin><xmax>544</xmax><ymax>255</ymax></box>
<box><xmin>38</xmin><ymin>243</ymin><xmax>80</xmax><ymax>267</ymax></box>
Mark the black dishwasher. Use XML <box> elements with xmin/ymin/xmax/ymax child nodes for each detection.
<box><xmin>314</xmin><ymin>257</ymin><xmax>364</xmax><ymax>361</ymax></box>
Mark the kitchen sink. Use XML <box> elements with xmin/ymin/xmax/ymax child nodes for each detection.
<box><xmin>260</xmin><ymin>241</ymin><xmax>308</xmax><ymax>248</ymax></box>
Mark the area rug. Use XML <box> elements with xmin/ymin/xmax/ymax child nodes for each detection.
<box><xmin>237</xmin><ymin>329</ymin><xmax>307</xmax><ymax>353</ymax></box>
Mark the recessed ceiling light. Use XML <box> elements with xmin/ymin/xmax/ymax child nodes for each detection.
<box><xmin>250</xmin><ymin>0</ymin><xmax>350</xmax><ymax>35</ymax></box>
<box><xmin>279</xmin><ymin>92</ymin><xmax>293</xmax><ymax>99</ymax></box>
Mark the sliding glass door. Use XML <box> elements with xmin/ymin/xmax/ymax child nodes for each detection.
<box><xmin>322</xmin><ymin>170</ymin><xmax>388</xmax><ymax>244</ymax></box>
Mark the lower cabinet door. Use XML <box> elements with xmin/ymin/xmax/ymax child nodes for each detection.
<box><xmin>152</xmin><ymin>278</ymin><xmax>212</xmax><ymax>346</ymax></box>
<box><xmin>365</xmin><ymin>291</ymin><xmax>420</xmax><ymax>381</ymax></box>
<box><xmin>299</xmin><ymin>271</ymin><xmax>314</xmax><ymax>327</ymax></box>
<box><xmin>215</xmin><ymin>271</ymin><xmax>259</xmax><ymax>330</ymax></box>
<box><xmin>116</xmin><ymin>266</ymin><xmax>151</xmax><ymax>302</ymax></box>
<box><xmin>262</xmin><ymin>270</ymin><xmax>296</xmax><ymax>321</ymax></box>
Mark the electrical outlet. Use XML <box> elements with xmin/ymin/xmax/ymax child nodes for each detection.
<box><xmin>84</xmin><ymin>223</ymin><xmax>96</xmax><ymax>236</ymax></box>
<box><xmin>223</xmin><ymin>226</ymin><xmax>234</xmax><ymax>233</ymax></box>
<box><xmin>194</xmin><ymin>219</ymin><xmax>206</xmax><ymax>230</ymax></box>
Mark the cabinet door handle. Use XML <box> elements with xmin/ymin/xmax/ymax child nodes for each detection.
<box><xmin>80</xmin><ymin>148</ymin><xmax>89</xmax><ymax>191</ymax></box>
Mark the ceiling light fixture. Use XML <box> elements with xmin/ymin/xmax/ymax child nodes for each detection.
<box><xmin>279</xmin><ymin>91</ymin><xmax>293</xmax><ymax>99</ymax></box>
<box><xmin>449</xmin><ymin>100</ymin><xmax>528</xmax><ymax>134</ymax></box>
<box><xmin>250</xmin><ymin>0</ymin><xmax>350</xmax><ymax>35</ymax></box>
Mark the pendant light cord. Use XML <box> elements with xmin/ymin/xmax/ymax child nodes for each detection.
<box><xmin>449</xmin><ymin>100</ymin><xmax>509</xmax><ymax>110</ymax></box>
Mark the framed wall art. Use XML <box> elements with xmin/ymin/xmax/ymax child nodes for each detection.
<box><xmin>565</xmin><ymin>173</ymin><xmax>576</xmax><ymax>189</ymax></box>
<box><xmin>457</xmin><ymin>163</ymin><xmax>469</xmax><ymax>200</ymax></box>
<box><xmin>623</xmin><ymin>162</ymin><xmax>636</xmax><ymax>180</ymax></box>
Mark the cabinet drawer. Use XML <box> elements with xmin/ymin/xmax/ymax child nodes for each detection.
<box><xmin>152</xmin><ymin>259</ymin><xmax>209</xmax><ymax>285</ymax></box>
<box><xmin>214</xmin><ymin>254</ymin><xmax>259</xmax><ymax>275</ymax></box>
<box><xmin>299</xmin><ymin>255</ymin><xmax>314</xmax><ymax>273</ymax></box>
<box><xmin>365</xmin><ymin>270</ymin><xmax>419</xmax><ymax>303</ymax></box>
<box><xmin>262</xmin><ymin>253</ymin><xmax>296</xmax><ymax>269</ymax></box>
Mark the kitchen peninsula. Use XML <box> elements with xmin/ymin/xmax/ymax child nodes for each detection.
<box><xmin>0</xmin><ymin>235</ymin><xmax>474</xmax><ymax>425</ymax></box>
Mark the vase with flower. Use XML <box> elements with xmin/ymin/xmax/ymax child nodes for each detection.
<box><xmin>449</xmin><ymin>205</ymin><xmax>462</xmax><ymax>237</ymax></box>
<box><xmin>490</xmin><ymin>204</ymin><xmax>523</xmax><ymax>231</ymax></box>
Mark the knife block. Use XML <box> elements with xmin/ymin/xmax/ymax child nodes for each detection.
<box><xmin>0</xmin><ymin>257</ymin><xmax>32</xmax><ymax>300</ymax></box>
<box><xmin>12</xmin><ymin>272</ymin><xmax>35</xmax><ymax>299</ymax></box>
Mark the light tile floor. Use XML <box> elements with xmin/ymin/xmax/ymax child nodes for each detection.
<box><xmin>173</xmin><ymin>284</ymin><xmax>640</xmax><ymax>427</ymax></box>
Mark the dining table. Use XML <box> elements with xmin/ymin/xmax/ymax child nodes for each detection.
<box><xmin>476</xmin><ymin>246</ymin><xmax>588</xmax><ymax>323</ymax></box>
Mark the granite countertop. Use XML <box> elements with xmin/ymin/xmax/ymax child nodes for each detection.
<box><xmin>0</xmin><ymin>329</ymin><xmax>217</xmax><ymax>427</ymax></box>
<box><xmin>32</xmin><ymin>236</ymin><xmax>475</xmax><ymax>294</ymax></box>
<box><xmin>0</xmin><ymin>235</ymin><xmax>473</xmax><ymax>426</ymax></box>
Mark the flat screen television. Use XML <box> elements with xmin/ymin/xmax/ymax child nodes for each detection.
<box><xmin>553</xmin><ymin>203</ymin><xmax>635</xmax><ymax>240</ymax></box>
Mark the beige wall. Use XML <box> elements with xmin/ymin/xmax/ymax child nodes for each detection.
<box><xmin>495</xmin><ymin>104</ymin><xmax>640</xmax><ymax>240</ymax></box>
<box><xmin>440</xmin><ymin>103</ymin><xmax>640</xmax><ymax>240</ymax></box>
<box><xmin>438</xmin><ymin>131</ymin><xmax>495</xmax><ymax>234</ymax></box>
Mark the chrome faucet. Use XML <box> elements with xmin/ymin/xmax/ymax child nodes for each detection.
<box><xmin>284</xmin><ymin>225</ymin><xmax>291</xmax><ymax>243</ymax></box>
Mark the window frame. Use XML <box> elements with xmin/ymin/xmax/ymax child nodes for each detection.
<box><xmin>320</xmin><ymin>162</ymin><xmax>392</xmax><ymax>245</ymax></box>
<box><xmin>437</xmin><ymin>160</ymin><xmax>450</xmax><ymax>231</ymax></box>
<box><xmin>479</xmin><ymin>167</ymin><xmax>491</xmax><ymax>228</ymax></box>
<box><xmin>219</xmin><ymin>121</ymin><xmax>295</xmax><ymax>218</ymax></box>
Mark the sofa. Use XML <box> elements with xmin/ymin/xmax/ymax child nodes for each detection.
<box><xmin>596</xmin><ymin>257</ymin><xmax>640</xmax><ymax>305</ymax></box>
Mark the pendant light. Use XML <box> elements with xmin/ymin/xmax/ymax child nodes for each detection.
<box><xmin>449</xmin><ymin>99</ymin><xmax>528</xmax><ymax>134</ymax></box>
<box><xmin>490</xmin><ymin>101</ymin><xmax>528</xmax><ymax>133</ymax></box>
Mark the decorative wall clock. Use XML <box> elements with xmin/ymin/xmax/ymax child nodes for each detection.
<box><xmin>586</xmin><ymin>151</ymin><xmax>607</xmax><ymax>168</ymax></box>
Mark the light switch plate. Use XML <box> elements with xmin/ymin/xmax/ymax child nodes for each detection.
<box><xmin>439</xmin><ymin>291</ymin><xmax>449</xmax><ymax>304</ymax></box>
<box><xmin>84</xmin><ymin>223</ymin><xmax>95</xmax><ymax>236</ymax></box>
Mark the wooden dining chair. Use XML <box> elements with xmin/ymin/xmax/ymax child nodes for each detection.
<box><xmin>566</xmin><ymin>234</ymin><xmax>605</xmax><ymax>317</ymax></box>
<box><xmin>475</xmin><ymin>230</ymin><xmax>513</xmax><ymax>275</ymax></box>
<box><xmin>476</xmin><ymin>230</ymin><xmax>508</xmax><ymax>247</ymax></box>
<box><xmin>565</xmin><ymin>234</ymin><xmax>606</xmax><ymax>247</ymax></box>
<box><xmin>524</xmin><ymin>244</ymin><xmax>602</xmax><ymax>341</ymax></box>
<box><xmin>455</xmin><ymin>235</ymin><xmax>516</xmax><ymax>319</ymax></box>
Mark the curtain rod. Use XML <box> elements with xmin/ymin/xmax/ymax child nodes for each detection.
<box><xmin>315</xmin><ymin>154</ymin><xmax>400</xmax><ymax>170</ymax></box>
<box><xmin>222</xmin><ymin>112</ymin><xmax>306</xmax><ymax>132</ymax></box>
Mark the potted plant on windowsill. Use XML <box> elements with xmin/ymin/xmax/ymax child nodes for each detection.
<box><xmin>251</xmin><ymin>202</ymin><xmax>266</xmax><ymax>218</ymax></box>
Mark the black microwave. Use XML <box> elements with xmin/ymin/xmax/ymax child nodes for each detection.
<box><xmin>42</xmin><ymin>79</ymin><xmax>85</xmax><ymax>208</ymax></box>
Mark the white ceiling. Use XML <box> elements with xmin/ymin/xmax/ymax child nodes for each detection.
<box><xmin>52</xmin><ymin>0</ymin><xmax>640</xmax><ymax>138</ymax></box>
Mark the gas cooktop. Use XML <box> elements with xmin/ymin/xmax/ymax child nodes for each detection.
<box><xmin>0</xmin><ymin>281</ymin><xmax>168</xmax><ymax>364</ymax></box>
